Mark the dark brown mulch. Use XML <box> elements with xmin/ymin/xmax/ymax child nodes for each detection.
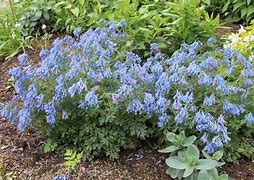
<box><xmin>0</xmin><ymin>29</ymin><xmax>254</xmax><ymax>180</ymax></box>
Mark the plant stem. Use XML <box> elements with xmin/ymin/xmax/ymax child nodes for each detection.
<box><xmin>8</xmin><ymin>0</ymin><xmax>17</xmax><ymax>23</ymax></box>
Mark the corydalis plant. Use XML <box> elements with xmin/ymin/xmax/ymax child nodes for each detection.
<box><xmin>0</xmin><ymin>21</ymin><xmax>253</xmax><ymax>158</ymax></box>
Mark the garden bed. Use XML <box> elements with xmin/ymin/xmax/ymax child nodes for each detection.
<box><xmin>0</xmin><ymin>32</ymin><xmax>254</xmax><ymax>180</ymax></box>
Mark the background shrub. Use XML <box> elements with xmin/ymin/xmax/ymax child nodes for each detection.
<box><xmin>53</xmin><ymin>0</ymin><xmax>220</xmax><ymax>56</ymax></box>
<box><xmin>202</xmin><ymin>0</ymin><xmax>254</xmax><ymax>23</ymax></box>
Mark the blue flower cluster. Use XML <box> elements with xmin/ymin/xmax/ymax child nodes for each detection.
<box><xmin>1</xmin><ymin>21</ymin><xmax>253</xmax><ymax>154</ymax></box>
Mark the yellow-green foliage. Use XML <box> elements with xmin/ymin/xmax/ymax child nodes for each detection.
<box><xmin>225</xmin><ymin>21</ymin><xmax>254</xmax><ymax>62</ymax></box>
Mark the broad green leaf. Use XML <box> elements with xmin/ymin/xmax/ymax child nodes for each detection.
<box><xmin>183</xmin><ymin>136</ymin><xmax>196</xmax><ymax>146</ymax></box>
<box><xmin>202</xmin><ymin>150</ymin><xmax>211</xmax><ymax>159</ymax></box>
<box><xmin>222</xmin><ymin>0</ymin><xmax>230</xmax><ymax>13</ymax></box>
<box><xmin>241</xmin><ymin>8</ymin><xmax>248</xmax><ymax>19</ymax></box>
<box><xmin>207</xmin><ymin>168</ymin><xmax>218</xmax><ymax>178</ymax></box>
<box><xmin>183</xmin><ymin>166</ymin><xmax>194</xmax><ymax>177</ymax></box>
<box><xmin>198</xmin><ymin>170</ymin><xmax>209</xmax><ymax>180</ymax></box>
<box><xmin>212</xmin><ymin>150</ymin><xmax>223</xmax><ymax>161</ymax></box>
<box><xmin>247</xmin><ymin>0</ymin><xmax>251</xmax><ymax>6</ymax></box>
<box><xmin>247</xmin><ymin>5</ymin><xmax>254</xmax><ymax>18</ymax></box>
<box><xmin>196</xmin><ymin>159</ymin><xmax>218</xmax><ymax>170</ymax></box>
<box><xmin>218</xmin><ymin>174</ymin><xmax>229</xmax><ymax>180</ymax></box>
<box><xmin>166</xmin><ymin>156</ymin><xmax>187</xmax><ymax>169</ymax></box>
<box><xmin>71</xmin><ymin>7</ymin><xmax>80</xmax><ymax>17</ymax></box>
<box><xmin>166</xmin><ymin>132</ymin><xmax>176</xmax><ymax>142</ymax></box>
<box><xmin>79</xmin><ymin>0</ymin><xmax>85</xmax><ymax>6</ymax></box>
<box><xmin>158</xmin><ymin>145</ymin><xmax>179</xmax><ymax>153</ymax></box>
<box><xmin>186</xmin><ymin>145</ymin><xmax>199</xmax><ymax>160</ymax></box>
<box><xmin>168</xmin><ymin>167</ymin><xmax>178</xmax><ymax>178</ymax></box>
<box><xmin>232</xmin><ymin>2</ymin><xmax>245</xmax><ymax>13</ymax></box>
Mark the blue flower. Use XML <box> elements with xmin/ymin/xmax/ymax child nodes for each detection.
<box><xmin>144</xmin><ymin>93</ymin><xmax>156</xmax><ymax>115</ymax></box>
<box><xmin>39</xmin><ymin>49</ymin><xmax>49</xmax><ymax>60</ymax></box>
<box><xmin>44</xmin><ymin>100</ymin><xmax>56</xmax><ymax>125</ymax></box>
<box><xmin>158</xmin><ymin>113</ymin><xmax>169</xmax><ymax>128</ymax></box>
<box><xmin>73</xmin><ymin>28</ymin><xmax>82</xmax><ymax>37</ymax></box>
<box><xmin>85</xmin><ymin>90</ymin><xmax>99</xmax><ymax>107</ymax></box>
<box><xmin>174</xmin><ymin>106</ymin><xmax>188</xmax><ymax>124</ymax></box>
<box><xmin>127</xmin><ymin>99</ymin><xmax>143</xmax><ymax>114</ymax></box>
<box><xmin>18</xmin><ymin>53</ymin><xmax>29</xmax><ymax>66</ymax></box>
<box><xmin>203</xmin><ymin>94</ymin><xmax>215</xmax><ymax>106</ymax></box>
<box><xmin>245</xmin><ymin>112</ymin><xmax>254</xmax><ymax>123</ymax></box>
<box><xmin>223</xmin><ymin>101</ymin><xmax>245</xmax><ymax>116</ymax></box>
<box><xmin>53</xmin><ymin>174</ymin><xmax>70</xmax><ymax>180</ymax></box>
<box><xmin>207</xmin><ymin>37</ymin><xmax>217</xmax><ymax>46</ymax></box>
<box><xmin>150</xmin><ymin>43</ymin><xmax>159</xmax><ymax>54</ymax></box>
<box><xmin>118</xmin><ymin>20</ymin><xmax>127</xmax><ymax>27</ymax></box>
<box><xmin>200</xmin><ymin>133</ymin><xmax>208</xmax><ymax>143</ymax></box>
<box><xmin>18</xmin><ymin>107</ymin><xmax>32</xmax><ymax>132</ymax></box>
<box><xmin>198</xmin><ymin>73</ymin><xmax>212</xmax><ymax>86</ymax></box>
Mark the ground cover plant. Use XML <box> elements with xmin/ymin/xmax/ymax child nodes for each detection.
<box><xmin>0</xmin><ymin>0</ymin><xmax>254</xmax><ymax>179</ymax></box>
<box><xmin>1</xmin><ymin>20</ymin><xmax>254</xmax><ymax>165</ymax></box>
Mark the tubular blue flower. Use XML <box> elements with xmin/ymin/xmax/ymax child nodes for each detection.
<box><xmin>73</xmin><ymin>28</ymin><xmax>82</xmax><ymax>37</ymax></box>
<box><xmin>158</xmin><ymin>113</ymin><xmax>169</xmax><ymax>128</ymax></box>
<box><xmin>44</xmin><ymin>100</ymin><xmax>56</xmax><ymax>125</ymax></box>
<box><xmin>203</xmin><ymin>143</ymin><xmax>215</xmax><ymax>154</ymax></box>
<box><xmin>39</xmin><ymin>49</ymin><xmax>49</xmax><ymax>60</ymax></box>
<box><xmin>18</xmin><ymin>107</ymin><xmax>32</xmax><ymax>132</ymax></box>
<box><xmin>194</xmin><ymin>111</ymin><xmax>214</xmax><ymax>132</ymax></box>
<box><xmin>18</xmin><ymin>53</ymin><xmax>29</xmax><ymax>66</ymax></box>
<box><xmin>36</xmin><ymin>94</ymin><xmax>44</xmax><ymax>111</ymax></box>
<box><xmin>68</xmin><ymin>79</ymin><xmax>86</xmax><ymax>97</ymax></box>
<box><xmin>150</xmin><ymin>43</ymin><xmax>159</xmax><ymax>54</ymax></box>
<box><xmin>85</xmin><ymin>90</ymin><xmax>99</xmax><ymax>107</ymax></box>
<box><xmin>0</xmin><ymin>103</ymin><xmax>18</xmax><ymax>123</ymax></box>
<box><xmin>117</xmin><ymin>84</ymin><xmax>133</xmax><ymax>99</ymax></box>
<box><xmin>174</xmin><ymin>106</ymin><xmax>188</xmax><ymax>124</ymax></box>
<box><xmin>118</xmin><ymin>20</ymin><xmax>127</xmax><ymax>27</ymax></box>
<box><xmin>156</xmin><ymin>73</ymin><xmax>170</xmax><ymax>96</ymax></box>
<box><xmin>245</xmin><ymin>112</ymin><xmax>254</xmax><ymax>123</ymax></box>
<box><xmin>200</xmin><ymin>56</ymin><xmax>219</xmax><ymax>71</ymax></box>
<box><xmin>207</xmin><ymin>37</ymin><xmax>217</xmax><ymax>46</ymax></box>
<box><xmin>143</xmin><ymin>93</ymin><xmax>156</xmax><ymax>115</ymax></box>
<box><xmin>127</xmin><ymin>99</ymin><xmax>143</xmax><ymax>114</ymax></box>
<box><xmin>198</xmin><ymin>73</ymin><xmax>212</xmax><ymax>86</ymax></box>
<box><xmin>54</xmin><ymin>75</ymin><xmax>67</xmax><ymax>102</ymax></box>
<box><xmin>223</xmin><ymin>101</ymin><xmax>245</xmax><ymax>116</ymax></box>
<box><xmin>125</xmin><ymin>52</ymin><xmax>141</xmax><ymax>65</ymax></box>
<box><xmin>203</xmin><ymin>94</ymin><xmax>215</xmax><ymax>107</ymax></box>
<box><xmin>200</xmin><ymin>133</ymin><xmax>208</xmax><ymax>143</ymax></box>
<box><xmin>186</xmin><ymin>61</ymin><xmax>201</xmax><ymax>76</ymax></box>
<box><xmin>182</xmin><ymin>91</ymin><xmax>193</xmax><ymax>104</ymax></box>
<box><xmin>156</xmin><ymin>96</ymin><xmax>168</xmax><ymax>113</ymax></box>
<box><xmin>24</xmin><ymin>84</ymin><xmax>37</xmax><ymax>108</ymax></box>
<box><xmin>151</xmin><ymin>63</ymin><xmax>163</xmax><ymax>76</ymax></box>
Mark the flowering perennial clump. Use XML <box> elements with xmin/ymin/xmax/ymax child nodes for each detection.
<box><xmin>1</xmin><ymin>21</ymin><xmax>253</xmax><ymax>156</ymax></box>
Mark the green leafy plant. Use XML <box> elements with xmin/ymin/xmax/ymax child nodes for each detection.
<box><xmin>159</xmin><ymin>131</ymin><xmax>229</xmax><ymax>179</ymax></box>
<box><xmin>18</xmin><ymin>0</ymin><xmax>55</xmax><ymax>36</ymax></box>
<box><xmin>223</xmin><ymin>0</ymin><xmax>254</xmax><ymax>22</ymax></box>
<box><xmin>53</xmin><ymin>0</ymin><xmax>220</xmax><ymax>56</ymax></box>
<box><xmin>0</xmin><ymin>1</ymin><xmax>33</xmax><ymax>60</ymax></box>
<box><xmin>64</xmin><ymin>149</ymin><xmax>83</xmax><ymax>169</ymax></box>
